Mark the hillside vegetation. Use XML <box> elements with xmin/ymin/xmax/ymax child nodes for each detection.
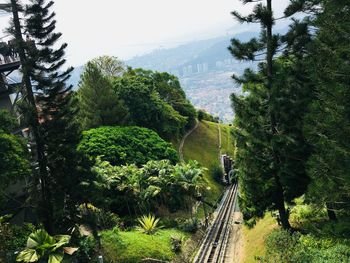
<box><xmin>182</xmin><ymin>120</ymin><xmax>234</xmax><ymax>203</ymax></box>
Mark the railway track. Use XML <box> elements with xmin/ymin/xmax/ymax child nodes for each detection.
<box><xmin>193</xmin><ymin>183</ymin><xmax>238</xmax><ymax>263</ymax></box>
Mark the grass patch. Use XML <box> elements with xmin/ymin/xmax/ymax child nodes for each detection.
<box><xmin>220</xmin><ymin>124</ymin><xmax>235</xmax><ymax>157</ymax></box>
<box><xmin>242</xmin><ymin>213</ymin><xmax>278</xmax><ymax>263</ymax></box>
<box><xmin>101</xmin><ymin>228</ymin><xmax>188</xmax><ymax>262</ymax></box>
<box><xmin>183</xmin><ymin>121</ymin><xmax>235</xmax><ymax>204</ymax></box>
<box><xmin>183</xmin><ymin>121</ymin><xmax>222</xmax><ymax>203</ymax></box>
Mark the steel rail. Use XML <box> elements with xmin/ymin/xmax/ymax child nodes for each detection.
<box><xmin>193</xmin><ymin>183</ymin><xmax>238</xmax><ymax>263</ymax></box>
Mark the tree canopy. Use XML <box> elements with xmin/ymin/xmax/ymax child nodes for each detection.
<box><xmin>86</xmin><ymin>158</ymin><xmax>205</xmax><ymax>214</ymax></box>
<box><xmin>78</xmin><ymin>126</ymin><xmax>179</xmax><ymax>166</ymax></box>
<box><xmin>113</xmin><ymin>72</ymin><xmax>188</xmax><ymax>139</ymax></box>
<box><xmin>77</xmin><ymin>61</ymin><xmax>128</xmax><ymax>130</ymax></box>
<box><xmin>0</xmin><ymin>110</ymin><xmax>31</xmax><ymax>197</ymax></box>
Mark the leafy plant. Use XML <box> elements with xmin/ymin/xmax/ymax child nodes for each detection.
<box><xmin>170</xmin><ymin>235</ymin><xmax>184</xmax><ymax>253</ymax></box>
<box><xmin>74</xmin><ymin>236</ymin><xmax>97</xmax><ymax>262</ymax></box>
<box><xmin>0</xmin><ymin>222</ymin><xmax>35</xmax><ymax>262</ymax></box>
<box><xmin>16</xmin><ymin>229</ymin><xmax>78</xmax><ymax>263</ymax></box>
<box><xmin>137</xmin><ymin>214</ymin><xmax>161</xmax><ymax>235</ymax></box>
<box><xmin>210</xmin><ymin>163</ymin><xmax>224</xmax><ymax>184</ymax></box>
<box><xmin>178</xmin><ymin>218</ymin><xmax>199</xmax><ymax>233</ymax></box>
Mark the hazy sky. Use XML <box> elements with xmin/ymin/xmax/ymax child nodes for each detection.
<box><xmin>1</xmin><ymin>0</ymin><xmax>291</xmax><ymax>66</ymax></box>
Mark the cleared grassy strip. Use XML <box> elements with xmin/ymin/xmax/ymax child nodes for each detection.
<box><xmin>101</xmin><ymin>228</ymin><xmax>188</xmax><ymax>263</ymax></box>
<box><xmin>242</xmin><ymin>214</ymin><xmax>278</xmax><ymax>263</ymax></box>
<box><xmin>220</xmin><ymin>124</ymin><xmax>235</xmax><ymax>157</ymax></box>
<box><xmin>182</xmin><ymin>121</ymin><xmax>222</xmax><ymax>203</ymax></box>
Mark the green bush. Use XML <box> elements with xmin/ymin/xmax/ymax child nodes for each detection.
<box><xmin>178</xmin><ymin>218</ymin><xmax>199</xmax><ymax>233</ymax></box>
<box><xmin>170</xmin><ymin>234</ymin><xmax>184</xmax><ymax>253</ymax></box>
<box><xmin>0</xmin><ymin>223</ymin><xmax>35</xmax><ymax>262</ymax></box>
<box><xmin>79</xmin><ymin>204</ymin><xmax>120</xmax><ymax>230</ymax></box>
<box><xmin>321</xmin><ymin>220</ymin><xmax>350</xmax><ymax>238</ymax></box>
<box><xmin>210</xmin><ymin>163</ymin><xmax>224</xmax><ymax>184</ymax></box>
<box><xmin>265</xmin><ymin>229</ymin><xmax>302</xmax><ymax>262</ymax></box>
<box><xmin>197</xmin><ymin>109</ymin><xmax>219</xmax><ymax>123</ymax></box>
<box><xmin>264</xmin><ymin>229</ymin><xmax>350</xmax><ymax>263</ymax></box>
<box><xmin>74</xmin><ymin>236</ymin><xmax>97</xmax><ymax>262</ymax></box>
<box><xmin>78</xmin><ymin>126</ymin><xmax>179</xmax><ymax>166</ymax></box>
<box><xmin>289</xmin><ymin>197</ymin><xmax>326</xmax><ymax>225</ymax></box>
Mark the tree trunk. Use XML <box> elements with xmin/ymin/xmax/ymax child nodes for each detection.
<box><xmin>274</xmin><ymin>175</ymin><xmax>291</xmax><ymax>229</ymax></box>
<box><xmin>266</xmin><ymin>0</ymin><xmax>291</xmax><ymax>230</ymax></box>
<box><xmin>10</xmin><ymin>0</ymin><xmax>53</xmax><ymax>234</ymax></box>
<box><xmin>326</xmin><ymin>203</ymin><xmax>337</xmax><ymax>221</ymax></box>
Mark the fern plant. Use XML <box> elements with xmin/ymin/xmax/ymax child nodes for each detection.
<box><xmin>137</xmin><ymin>214</ymin><xmax>161</xmax><ymax>235</ymax></box>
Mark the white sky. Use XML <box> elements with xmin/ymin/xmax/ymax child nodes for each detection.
<box><xmin>1</xmin><ymin>0</ymin><xmax>291</xmax><ymax>66</ymax></box>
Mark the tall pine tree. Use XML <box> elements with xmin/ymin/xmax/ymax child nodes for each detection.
<box><xmin>303</xmin><ymin>0</ymin><xmax>350</xmax><ymax>219</ymax></box>
<box><xmin>23</xmin><ymin>0</ymin><xmax>81</xmax><ymax>233</ymax></box>
<box><xmin>77</xmin><ymin>61</ymin><xmax>129</xmax><ymax>130</ymax></box>
<box><xmin>229</xmin><ymin>0</ymin><xmax>312</xmax><ymax>229</ymax></box>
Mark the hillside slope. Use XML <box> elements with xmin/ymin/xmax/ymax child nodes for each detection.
<box><xmin>182</xmin><ymin>121</ymin><xmax>234</xmax><ymax>203</ymax></box>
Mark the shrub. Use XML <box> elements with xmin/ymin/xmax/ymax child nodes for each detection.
<box><xmin>265</xmin><ymin>229</ymin><xmax>302</xmax><ymax>262</ymax></box>
<box><xmin>79</xmin><ymin>204</ymin><xmax>120</xmax><ymax>230</ymax></box>
<box><xmin>264</xmin><ymin>229</ymin><xmax>350</xmax><ymax>263</ymax></box>
<box><xmin>78</xmin><ymin>126</ymin><xmax>179</xmax><ymax>166</ymax></box>
<box><xmin>210</xmin><ymin>163</ymin><xmax>224</xmax><ymax>184</ymax></box>
<box><xmin>0</xmin><ymin>222</ymin><xmax>35</xmax><ymax>262</ymax></box>
<box><xmin>16</xmin><ymin>229</ymin><xmax>78</xmax><ymax>263</ymax></box>
<box><xmin>178</xmin><ymin>218</ymin><xmax>199</xmax><ymax>233</ymax></box>
<box><xmin>197</xmin><ymin>109</ymin><xmax>219</xmax><ymax>123</ymax></box>
<box><xmin>170</xmin><ymin>235</ymin><xmax>184</xmax><ymax>253</ymax></box>
<box><xmin>74</xmin><ymin>236</ymin><xmax>97</xmax><ymax>262</ymax></box>
<box><xmin>289</xmin><ymin>197</ymin><xmax>326</xmax><ymax>225</ymax></box>
<box><xmin>137</xmin><ymin>214</ymin><xmax>161</xmax><ymax>235</ymax></box>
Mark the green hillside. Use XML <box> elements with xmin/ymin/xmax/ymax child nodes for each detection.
<box><xmin>182</xmin><ymin>120</ymin><xmax>234</xmax><ymax>203</ymax></box>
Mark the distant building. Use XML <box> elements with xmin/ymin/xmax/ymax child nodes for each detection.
<box><xmin>197</xmin><ymin>63</ymin><xmax>203</xmax><ymax>73</ymax></box>
<box><xmin>187</xmin><ymin>65</ymin><xmax>193</xmax><ymax>75</ymax></box>
<box><xmin>203</xmin><ymin>63</ymin><xmax>209</xmax><ymax>72</ymax></box>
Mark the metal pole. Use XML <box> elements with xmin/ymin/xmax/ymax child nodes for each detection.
<box><xmin>97</xmin><ymin>255</ymin><xmax>103</xmax><ymax>263</ymax></box>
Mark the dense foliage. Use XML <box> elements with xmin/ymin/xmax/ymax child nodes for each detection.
<box><xmin>127</xmin><ymin>69</ymin><xmax>197</xmax><ymax>129</ymax></box>
<box><xmin>86</xmin><ymin>158</ymin><xmax>205</xmax><ymax>215</ymax></box>
<box><xmin>265</xmin><ymin>227</ymin><xmax>350</xmax><ymax>263</ymax></box>
<box><xmin>197</xmin><ymin>109</ymin><xmax>219</xmax><ymax>123</ymax></box>
<box><xmin>0</xmin><ymin>221</ymin><xmax>35</xmax><ymax>262</ymax></box>
<box><xmin>0</xmin><ymin>110</ymin><xmax>31</xmax><ymax>197</ymax></box>
<box><xmin>76</xmin><ymin>62</ymin><xmax>196</xmax><ymax>139</ymax></box>
<box><xmin>113</xmin><ymin>73</ymin><xmax>187</xmax><ymax>139</ymax></box>
<box><xmin>303</xmin><ymin>0</ymin><xmax>350</xmax><ymax>218</ymax></box>
<box><xmin>229</xmin><ymin>0</ymin><xmax>313</xmax><ymax>228</ymax></box>
<box><xmin>78</xmin><ymin>126</ymin><xmax>179</xmax><ymax>166</ymax></box>
<box><xmin>16</xmin><ymin>229</ymin><xmax>77</xmax><ymax>263</ymax></box>
<box><xmin>77</xmin><ymin>61</ymin><xmax>128</xmax><ymax>130</ymax></box>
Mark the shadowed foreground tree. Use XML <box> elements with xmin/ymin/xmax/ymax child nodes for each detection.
<box><xmin>303</xmin><ymin>0</ymin><xmax>350</xmax><ymax>220</ymax></box>
<box><xmin>24</xmin><ymin>0</ymin><xmax>82</xmax><ymax>233</ymax></box>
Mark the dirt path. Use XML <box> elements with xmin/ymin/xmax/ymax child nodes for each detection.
<box><xmin>179</xmin><ymin>119</ymin><xmax>199</xmax><ymax>161</ymax></box>
<box><xmin>218</xmin><ymin>123</ymin><xmax>222</xmax><ymax>158</ymax></box>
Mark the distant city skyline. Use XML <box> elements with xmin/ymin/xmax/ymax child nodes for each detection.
<box><xmin>0</xmin><ymin>0</ymin><xmax>291</xmax><ymax>66</ymax></box>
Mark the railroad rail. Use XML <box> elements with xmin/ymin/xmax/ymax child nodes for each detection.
<box><xmin>193</xmin><ymin>183</ymin><xmax>238</xmax><ymax>263</ymax></box>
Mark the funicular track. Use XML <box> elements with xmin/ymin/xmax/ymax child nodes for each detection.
<box><xmin>193</xmin><ymin>183</ymin><xmax>238</xmax><ymax>263</ymax></box>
